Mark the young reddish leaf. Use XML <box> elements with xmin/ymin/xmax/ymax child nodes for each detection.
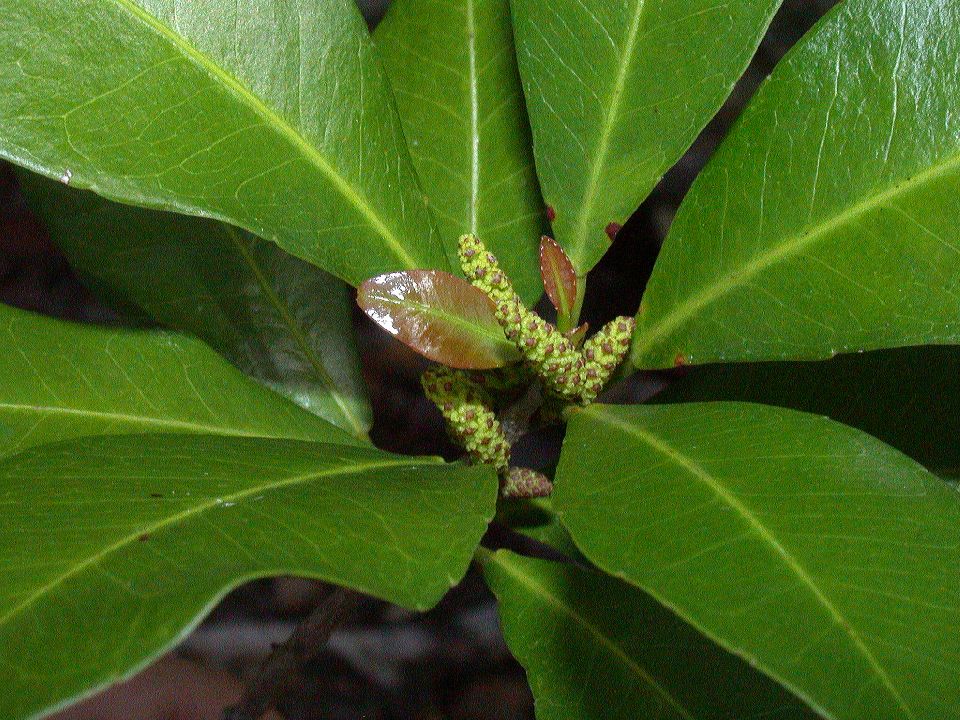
<box><xmin>358</xmin><ymin>270</ymin><xmax>521</xmax><ymax>369</ymax></box>
<box><xmin>539</xmin><ymin>236</ymin><xmax>578</xmax><ymax>317</ymax></box>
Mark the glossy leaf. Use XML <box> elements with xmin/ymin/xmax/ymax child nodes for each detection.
<box><xmin>18</xmin><ymin>173</ymin><xmax>372</xmax><ymax>438</ymax></box>
<box><xmin>375</xmin><ymin>0</ymin><xmax>545</xmax><ymax>304</ymax></box>
<box><xmin>497</xmin><ymin>497</ymin><xmax>582</xmax><ymax>560</ymax></box>
<box><xmin>539</xmin><ymin>236</ymin><xmax>577</xmax><ymax>320</ymax></box>
<box><xmin>358</xmin><ymin>270</ymin><xmax>520</xmax><ymax>369</ymax></box>
<box><xmin>555</xmin><ymin>402</ymin><xmax>960</xmax><ymax>720</ymax></box>
<box><xmin>0</xmin><ymin>434</ymin><xmax>497</xmax><ymax>719</ymax></box>
<box><xmin>511</xmin><ymin>0</ymin><xmax>783</xmax><ymax>274</ymax></box>
<box><xmin>0</xmin><ymin>302</ymin><xmax>358</xmax><ymax>459</ymax></box>
<box><xmin>0</xmin><ymin>0</ymin><xmax>446</xmax><ymax>286</ymax></box>
<box><xmin>634</xmin><ymin>0</ymin><xmax>960</xmax><ymax>368</ymax></box>
<box><xmin>654</xmin><ymin>345</ymin><xmax>960</xmax><ymax>472</ymax></box>
<box><xmin>481</xmin><ymin>550</ymin><xmax>818</xmax><ymax>720</ymax></box>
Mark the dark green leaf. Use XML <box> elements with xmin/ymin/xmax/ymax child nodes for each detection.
<box><xmin>375</xmin><ymin>0</ymin><xmax>544</xmax><ymax>304</ymax></box>
<box><xmin>555</xmin><ymin>402</ymin><xmax>960</xmax><ymax>720</ymax></box>
<box><xmin>511</xmin><ymin>0</ymin><xmax>782</xmax><ymax>274</ymax></box>
<box><xmin>0</xmin><ymin>302</ymin><xmax>356</xmax><ymax>458</ymax></box>
<box><xmin>653</xmin><ymin>346</ymin><xmax>960</xmax><ymax>472</ymax></box>
<box><xmin>634</xmin><ymin>0</ymin><xmax>960</xmax><ymax>368</ymax></box>
<box><xmin>0</xmin><ymin>0</ymin><xmax>445</xmax><ymax>286</ymax></box>
<box><xmin>17</xmin><ymin>173</ymin><xmax>372</xmax><ymax>438</ymax></box>
<box><xmin>358</xmin><ymin>270</ymin><xmax>520</xmax><ymax>369</ymax></box>
<box><xmin>497</xmin><ymin>497</ymin><xmax>583</xmax><ymax>560</ymax></box>
<box><xmin>0</xmin><ymin>434</ymin><xmax>497</xmax><ymax>719</ymax></box>
<box><xmin>481</xmin><ymin>550</ymin><xmax>818</xmax><ymax>720</ymax></box>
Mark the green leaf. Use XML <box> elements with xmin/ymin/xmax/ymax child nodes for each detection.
<box><xmin>633</xmin><ymin>0</ymin><xmax>960</xmax><ymax>369</ymax></box>
<box><xmin>0</xmin><ymin>434</ymin><xmax>496</xmax><ymax>719</ymax></box>
<box><xmin>0</xmin><ymin>302</ymin><xmax>357</xmax><ymax>459</ymax></box>
<box><xmin>510</xmin><ymin>0</ymin><xmax>783</xmax><ymax>275</ymax></box>
<box><xmin>0</xmin><ymin>0</ymin><xmax>446</xmax><ymax>286</ymax></box>
<box><xmin>497</xmin><ymin>497</ymin><xmax>583</xmax><ymax>560</ymax></box>
<box><xmin>17</xmin><ymin>173</ymin><xmax>372</xmax><ymax>439</ymax></box>
<box><xmin>358</xmin><ymin>270</ymin><xmax>520</xmax><ymax>369</ymax></box>
<box><xmin>555</xmin><ymin>402</ymin><xmax>960</xmax><ymax>720</ymax></box>
<box><xmin>653</xmin><ymin>346</ymin><xmax>960</xmax><ymax>472</ymax></box>
<box><xmin>481</xmin><ymin>550</ymin><xmax>818</xmax><ymax>720</ymax></box>
<box><xmin>375</xmin><ymin>0</ymin><xmax>545</xmax><ymax>304</ymax></box>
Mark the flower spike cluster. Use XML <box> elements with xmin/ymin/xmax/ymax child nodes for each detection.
<box><xmin>459</xmin><ymin>234</ymin><xmax>586</xmax><ymax>401</ymax></box>
<box><xmin>458</xmin><ymin>234</ymin><xmax>633</xmax><ymax>404</ymax></box>
<box><xmin>421</xmin><ymin>234</ymin><xmax>636</xmax><ymax>498</ymax></box>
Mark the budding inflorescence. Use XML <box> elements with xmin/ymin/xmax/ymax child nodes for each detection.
<box><xmin>501</xmin><ymin>467</ymin><xmax>553</xmax><ymax>499</ymax></box>
<box><xmin>458</xmin><ymin>234</ymin><xmax>633</xmax><ymax>405</ymax></box>
<box><xmin>581</xmin><ymin>316</ymin><xmax>634</xmax><ymax>402</ymax></box>
<box><xmin>421</xmin><ymin>366</ymin><xmax>510</xmax><ymax>473</ymax></box>
<box><xmin>459</xmin><ymin>234</ymin><xmax>586</xmax><ymax>401</ymax></box>
<box><xmin>421</xmin><ymin>234</ymin><xmax>635</xmax><ymax>497</ymax></box>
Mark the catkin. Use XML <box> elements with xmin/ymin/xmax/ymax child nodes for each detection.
<box><xmin>458</xmin><ymin>234</ymin><xmax>585</xmax><ymax>402</ymax></box>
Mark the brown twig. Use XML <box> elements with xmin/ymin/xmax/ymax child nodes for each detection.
<box><xmin>498</xmin><ymin>381</ymin><xmax>544</xmax><ymax>444</ymax></box>
<box><xmin>222</xmin><ymin>587</ymin><xmax>359</xmax><ymax>720</ymax></box>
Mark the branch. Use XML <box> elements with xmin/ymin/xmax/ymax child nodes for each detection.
<box><xmin>223</xmin><ymin>587</ymin><xmax>359</xmax><ymax>720</ymax></box>
<box><xmin>498</xmin><ymin>381</ymin><xmax>544</xmax><ymax>444</ymax></box>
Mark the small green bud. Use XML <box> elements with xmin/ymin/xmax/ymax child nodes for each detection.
<box><xmin>501</xmin><ymin>467</ymin><xmax>553</xmax><ymax>499</ymax></box>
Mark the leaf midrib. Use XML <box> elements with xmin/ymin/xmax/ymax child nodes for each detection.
<box><xmin>467</xmin><ymin>0</ymin><xmax>480</xmax><ymax>235</ymax></box>
<box><xmin>633</xmin><ymin>148</ymin><xmax>960</xmax><ymax>364</ymax></box>
<box><xmin>570</xmin><ymin>0</ymin><xmax>649</xmax><ymax>270</ymax></box>
<box><xmin>0</xmin><ymin>402</ymin><xmax>272</xmax><ymax>439</ymax></box>
<box><xmin>109</xmin><ymin>0</ymin><xmax>420</xmax><ymax>270</ymax></box>
<box><xmin>374</xmin><ymin>294</ymin><xmax>518</xmax><ymax>356</ymax></box>
<box><xmin>224</xmin><ymin>227</ymin><xmax>369</xmax><ymax>439</ymax></box>
<box><xmin>0</xmin><ymin>454</ymin><xmax>422</xmax><ymax>629</ymax></box>
<box><xmin>488</xmin><ymin>551</ymin><xmax>696</xmax><ymax>720</ymax></box>
<box><xmin>583</xmin><ymin>405</ymin><xmax>914</xmax><ymax>719</ymax></box>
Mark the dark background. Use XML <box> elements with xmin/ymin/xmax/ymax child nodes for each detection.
<box><xmin>1</xmin><ymin>2</ymin><xmax>838</xmax><ymax>718</ymax></box>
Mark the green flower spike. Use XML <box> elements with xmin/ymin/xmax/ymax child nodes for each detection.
<box><xmin>458</xmin><ymin>234</ymin><xmax>585</xmax><ymax>402</ymax></box>
<box><xmin>421</xmin><ymin>365</ymin><xmax>510</xmax><ymax>473</ymax></box>
<box><xmin>501</xmin><ymin>467</ymin><xmax>553</xmax><ymax>499</ymax></box>
<box><xmin>581</xmin><ymin>316</ymin><xmax>636</xmax><ymax>402</ymax></box>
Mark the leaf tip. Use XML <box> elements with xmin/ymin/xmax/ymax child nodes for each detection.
<box><xmin>539</xmin><ymin>236</ymin><xmax>578</xmax><ymax>316</ymax></box>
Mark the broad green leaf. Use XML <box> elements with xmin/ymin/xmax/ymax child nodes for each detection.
<box><xmin>654</xmin><ymin>346</ymin><xmax>960</xmax><ymax>472</ymax></box>
<box><xmin>511</xmin><ymin>0</ymin><xmax>783</xmax><ymax>275</ymax></box>
<box><xmin>555</xmin><ymin>402</ymin><xmax>960</xmax><ymax>720</ymax></box>
<box><xmin>634</xmin><ymin>0</ymin><xmax>960</xmax><ymax>369</ymax></box>
<box><xmin>358</xmin><ymin>270</ymin><xmax>520</xmax><ymax>369</ymax></box>
<box><xmin>375</xmin><ymin>0</ymin><xmax>544</xmax><ymax>304</ymax></box>
<box><xmin>0</xmin><ymin>0</ymin><xmax>446</xmax><ymax>286</ymax></box>
<box><xmin>0</xmin><ymin>434</ymin><xmax>497</xmax><ymax>719</ymax></box>
<box><xmin>498</xmin><ymin>497</ymin><xmax>582</xmax><ymax>560</ymax></box>
<box><xmin>17</xmin><ymin>172</ymin><xmax>372</xmax><ymax>438</ymax></box>
<box><xmin>0</xmin><ymin>302</ymin><xmax>357</xmax><ymax>459</ymax></box>
<box><xmin>481</xmin><ymin>550</ymin><xmax>818</xmax><ymax>720</ymax></box>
